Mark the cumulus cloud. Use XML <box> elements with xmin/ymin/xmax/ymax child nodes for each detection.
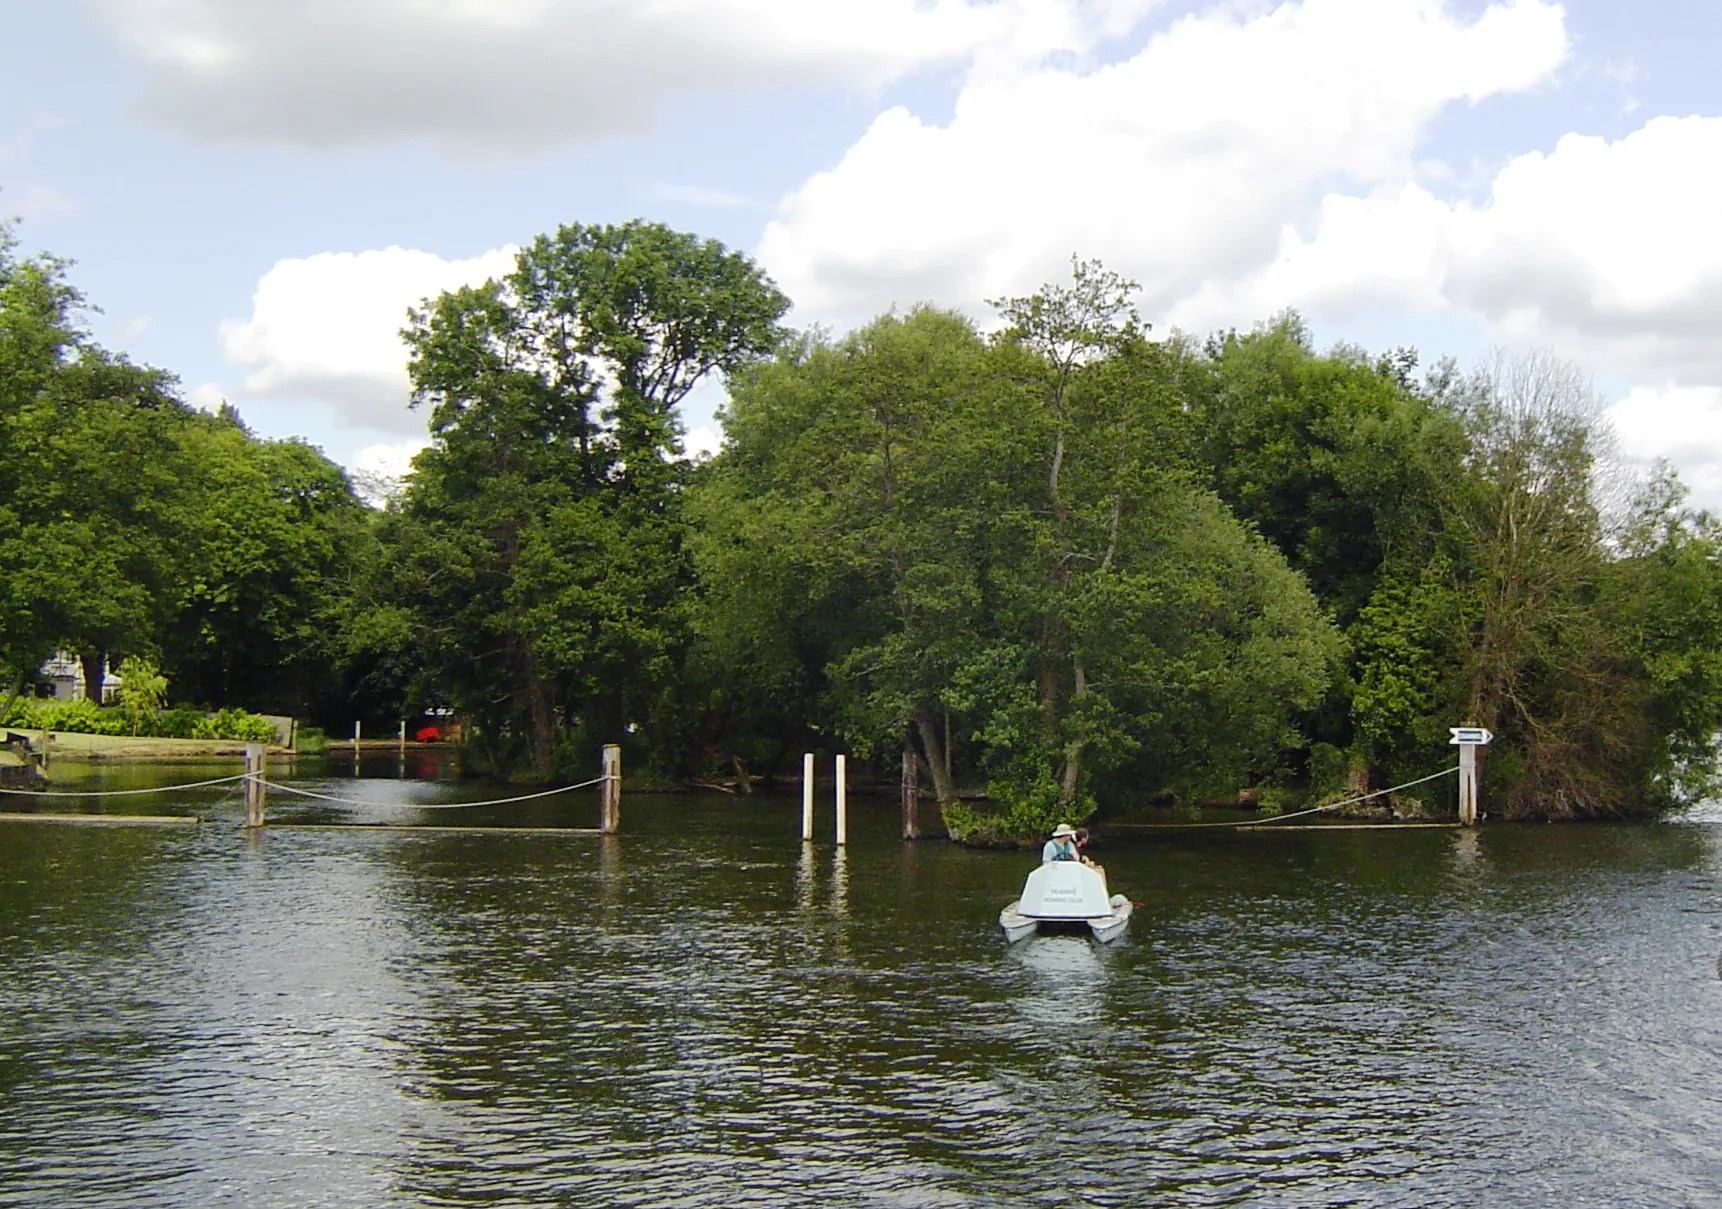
<box><xmin>1204</xmin><ymin>116</ymin><xmax>1722</xmax><ymax>381</ymax></box>
<box><xmin>219</xmin><ymin>245</ymin><xmax>517</xmax><ymax>433</ymax></box>
<box><xmin>758</xmin><ymin>0</ymin><xmax>1568</xmax><ymax>328</ymax></box>
<box><xmin>91</xmin><ymin>0</ymin><xmax>1149</xmax><ymax>151</ymax></box>
<box><xmin>348</xmin><ymin>438</ymin><xmax>430</xmax><ymax>505</ymax></box>
<box><xmin>1444</xmin><ymin>118</ymin><xmax>1722</xmax><ymax>381</ymax></box>
<box><xmin>1607</xmin><ymin>386</ymin><xmax>1722</xmax><ymax>503</ymax></box>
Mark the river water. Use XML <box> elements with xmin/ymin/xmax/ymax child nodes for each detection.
<box><xmin>3</xmin><ymin>757</ymin><xmax>1721</xmax><ymax>1207</ymax></box>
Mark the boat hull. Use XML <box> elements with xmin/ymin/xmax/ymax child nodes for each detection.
<box><xmin>999</xmin><ymin>901</ymin><xmax>1039</xmax><ymax>942</ymax></box>
<box><xmin>998</xmin><ymin>891</ymin><xmax>1133</xmax><ymax>943</ymax></box>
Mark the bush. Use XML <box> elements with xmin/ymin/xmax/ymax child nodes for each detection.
<box><xmin>0</xmin><ymin>698</ymin><xmax>278</xmax><ymax>743</ymax></box>
<box><xmin>2</xmin><ymin>698</ymin><xmax>126</xmax><ymax>734</ymax></box>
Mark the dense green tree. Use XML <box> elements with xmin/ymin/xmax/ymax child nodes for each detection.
<box><xmin>374</xmin><ymin>221</ymin><xmax>789</xmax><ymax>779</ymax></box>
<box><xmin>159</xmin><ymin>415</ymin><xmax>371</xmax><ymax>713</ymax></box>
<box><xmin>0</xmin><ymin>220</ymin><xmax>368</xmax><ymax>718</ymax></box>
<box><xmin>696</xmin><ymin>280</ymin><xmax>1340</xmax><ymax>838</ymax></box>
<box><xmin>1190</xmin><ymin>317</ymin><xmax>1458</xmax><ymax>627</ymax></box>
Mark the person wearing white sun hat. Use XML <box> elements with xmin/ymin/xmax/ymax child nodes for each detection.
<box><xmin>1041</xmin><ymin>823</ymin><xmax>1079</xmax><ymax>864</ymax></box>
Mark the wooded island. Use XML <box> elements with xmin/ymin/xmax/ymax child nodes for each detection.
<box><xmin>5</xmin><ymin>217</ymin><xmax>1719</xmax><ymax>835</ymax></box>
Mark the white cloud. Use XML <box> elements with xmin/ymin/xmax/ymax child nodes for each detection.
<box><xmin>351</xmin><ymin>439</ymin><xmax>429</xmax><ymax>480</ymax></box>
<box><xmin>1444</xmin><ymin>118</ymin><xmax>1722</xmax><ymax>383</ymax></box>
<box><xmin>684</xmin><ymin>423</ymin><xmax>726</xmax><ymax>460</ymax></box>
<box><xmin>758</xmin><ymin>0</ymin><xmax>1568</xmax><ymax>329</ymax></box>
<box><xmin>92</xmin><ymin>0</ymin><xmax>1147</xmax><ymax>152</ymax></box>
<box><xmin>218</xmin><ymin>245</ymin><xmax>517</xmax><ymax>434</ymax></box>
<box><xmin>347</xmin><ymin>438</ymin><xmax>430</xmax><ymax>505</ymax></box>
<box><xmin>1608</xmin><ymin>385</ymin><xmax>1722</xmax><ymax>504</ymax></box>
<box><xmin>188</xmin><ymin>382</ymin><xmax>227</xmax><ymax>412</ymax></box>
<box><xmin>1207</xmin><ymin>115</ymin><xmax>1722</xmax><ymax>386</ymax></box>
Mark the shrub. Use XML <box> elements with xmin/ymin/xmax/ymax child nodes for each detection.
<box><xmin>0</xmin><ymin>698</ymin><xmax>278</xmax><ymax>743</ymax></box>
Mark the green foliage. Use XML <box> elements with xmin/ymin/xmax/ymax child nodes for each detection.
<box><xmin>0</xmin><ymin>697</ymin><xmax>274</xmax><ymax>742</ymax></box>
<box><xmin>356</xmin><ymin>220</ymin><xmax>790</xmax><ymax>780</ymax></box>
<box><xmin>11</xmin><ymin>211</ymin><xmax>1722</xmax><ymax>823</ymax></box>
<box><xmin>114</xmin><ymin>655</ymin><xmax>168</xmax><ymax>714</ymax></box>
<box><xmin>3</xmin><ymin>698</ymin><xmax>127</xmax><ymax>735</ymax></box>
<box><xmin>0</xmin><ymin>219</ymin><xmax>368</xmax><ymax>720</ymax></box>
<box><xmin>696</xmin><ymin>280</ymin><xmax>1340</xmax><ymax>839</ymax></box>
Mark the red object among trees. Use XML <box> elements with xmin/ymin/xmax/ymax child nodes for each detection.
<box><xmin>415</xmin><ymin>726</ymin><xmax>440</xmax><ymax>743</ymax></box>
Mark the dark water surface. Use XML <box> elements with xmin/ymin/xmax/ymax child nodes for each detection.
<box><xmin>3</xmin><ymin>759</ymin><xmax>1722</xmax><ymax>1206</ymax></box>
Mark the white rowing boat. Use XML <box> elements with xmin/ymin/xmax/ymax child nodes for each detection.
<box><xmin>999</xmin><ymin>860</ymin><xmax>1133</xmax><ymax>943</ymax></box>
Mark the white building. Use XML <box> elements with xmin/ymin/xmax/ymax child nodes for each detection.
<box><xmin>37</xmin><ymin>653</ymin><xmax>121</xmax><ymax>703</ymax></box>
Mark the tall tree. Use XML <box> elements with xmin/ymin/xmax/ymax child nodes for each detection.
<box><xmin>384</xmin><ymin>221</ymin><xmax>788</xmax><ymax>779</ymax></box>
<box><xmin>698</xmin><ymin>278</ymin><xmax>1340</xmax><ymax>838</ymax></box>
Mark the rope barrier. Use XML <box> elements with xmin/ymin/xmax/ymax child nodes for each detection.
<box><xmin>0</xmin><ymin>772</ymin><xmax>250</xmax><ymax>798</ymax></box>
<box><xmin>1130</xmin><ymin>766</ymin><xmax>1462</xmax><ymax>829</ymax></box>
<box><xmin>249</xmin><ymin>773</ymin><xmax>615</xmax><ymax>810</ymax></box>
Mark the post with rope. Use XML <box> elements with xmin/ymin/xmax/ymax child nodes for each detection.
<box><xmin>801</xmin><ymin>752</ymin><xmax>815</xmax><ymax>842</ymax></box>
<box><xmin>1451</xmin><ymin>726</ymin><xmax>1492</xmax><ymax>825</ymax></box>
<box><xmin>243</xmin><ymin>742</ymin><xmax>266</xmax><ymax>828</ymax></box>
<box><xmin>601</xmin><ymin>744</ymin><xmax>621</xmax><ymax>834</ymax></box>
<box><xmin>835</xmin><ymin>754</ymin><xmax>848</xmax><ymax>846</ymax></box>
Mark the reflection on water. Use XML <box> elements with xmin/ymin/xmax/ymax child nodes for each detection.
<box><xmin>4</xmin><ymin>768</ymin><xmax>1722</xmax><ymax>1206</ymax></box>
<box><xmin>1449</xmin><ymin>826</ymin><xmax>1485</xmax><ymax>876</ymax></box>
<box><xmin>796</xmin><ymin>841</ymin><xmax>815</xmax><ymax>916</ymax></box>
<box><xmin>829</xmin><ymin>845</ymin><xmax>848</xmax><ymax>919</ymax></box>
<box><xmin>1007</xmin><ymin>933</ymin><xmax>1109</xmax><ymax>1028</ymax></box>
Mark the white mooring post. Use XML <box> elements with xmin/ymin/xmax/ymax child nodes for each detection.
<box><xmin>835</xmin><ymin>754</ymin><xmax>848</xmax><ymax>846</ymax></box>
<box><xmin>243</xmin><ymin>742</ymin><xmax>266</xmax><ymax>828</ymax></box>
<box><xmin>398</xmin><ymin>719</ymin><xmax>407</xmax><ymax>751</ymax></box>
<box><xmin>601</xmin><ymin>744</ymin><xmax>622</xmax><ymax>835</ymax></box>
<box><xmin>353</xmin><ymin>720</ymin><xmax>362</xmax><ymax>747</ymax></box>
<box><xmin>802</xmin><ymin>752</ymin><xmax>815</xmax><ymax>842</ymax></box>
<box><xmin>1450</xmin><ymin>726</ymin><xmax>1493</xmax><ymax>826</ymax></box>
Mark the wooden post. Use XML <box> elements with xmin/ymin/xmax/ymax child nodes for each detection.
<box><xmin>802</xmin><ymin>752</ymin><xmax>815</xmax><ymax>841</ymax></box>
<box><xmin>601</xmin><ymin>744</ymin><xmax>621</xmax><ymax>835</ymax></box>
<box><xmin>1458</xmin><ymin>742</ymin><xmax>1477</xmax><ymax>826</ymax></box>
<box><xmin>835</xmin><ymin>753</ymin><xmax>847</xmax><ymax>846</ymax></box>
<box><xmin>353</xmin><ymin>720</ymin><xmax>362</xmax><ymax>747</ymax></box>
<box><xmin>1449</xmin><ymin>726</ymin><xmax>1491</xmax><ymax>826</ymax></box>
<box><xmin>38</xmin><ymin>729</ymin><xmax>49</xmax><ymax>772</ymax></box>
<box><xmin>243</xmin><ymin>742</ymin><xmax>266</xmax><ymax>828</ymax></box>
<box><xmin>398</xmin><ymin>719</ymin><xmax>407</xmax><ymax>751</ymax></box>
<box><xmin>901</xmin><ymin>747</ymin><xmax>920</xmax><ymax>840</ymax></box>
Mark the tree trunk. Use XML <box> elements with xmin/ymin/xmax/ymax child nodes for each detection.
<box><xmin>80</xmin><ymin>649</ymin><xmax>106</xmax><ymax>706</ymax></box>
<box><xmin>526</xmin><ymin>668</ymin><xmax>556</xmax><ymax>782</ymax></box>
<box><xmin>1057</xmin><ymin>658</ymin><xmax>1089</xmax><ymax>809</ymax></box>
<box><xmin>913</xmin><ymin>705</ymin><xmax>957</xmax><ymax>803</ymax></box>
<box><xmin>731</xmin><ymin>753</ymin><xmax>753</xmax><ymax>795</ymax></box>
<box><xmin>0</xmin><ymin>671</ymin><xmax>24</xmax><ymax>723</ymax></box>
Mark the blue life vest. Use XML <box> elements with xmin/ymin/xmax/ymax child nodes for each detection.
<box><xmin>1041</xmin><ymin>838</ymin><xmax>1077</xmax><ymax>862</ymax></box>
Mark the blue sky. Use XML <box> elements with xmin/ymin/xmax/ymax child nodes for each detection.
<box><xmin>6</xmin><ymin>0</ymin><xmax>1722</xmax><ymax>503</ymax></box>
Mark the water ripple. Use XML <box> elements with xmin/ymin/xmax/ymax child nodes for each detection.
<box><xmin>4</xmin><ymin>790</ymin><xmax>1722</xmax><ymax>1205</ymax></box>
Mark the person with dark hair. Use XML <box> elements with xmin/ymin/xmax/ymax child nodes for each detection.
<box><xmin>1074</xmin><ymin>827</ymin><xmax>1103</xmax><ymax>874</ymax></box>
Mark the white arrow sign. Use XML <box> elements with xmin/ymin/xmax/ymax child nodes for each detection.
<box><xmin>1449</xmin><ymin>727</ymin><xmax>1493</xmax><ymax>746</ymax></box>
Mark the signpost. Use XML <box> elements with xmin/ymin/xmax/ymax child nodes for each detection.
<box><xmin>1449</xmin><ymin>727</ymin><xmax>1493</xmax><ymax>825</ymax></box>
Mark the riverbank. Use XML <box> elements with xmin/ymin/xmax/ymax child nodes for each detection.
<box><xmin>16</xmin><ymin>731</ymin><xmax>291</xmax><ymax>761</ymax></box>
